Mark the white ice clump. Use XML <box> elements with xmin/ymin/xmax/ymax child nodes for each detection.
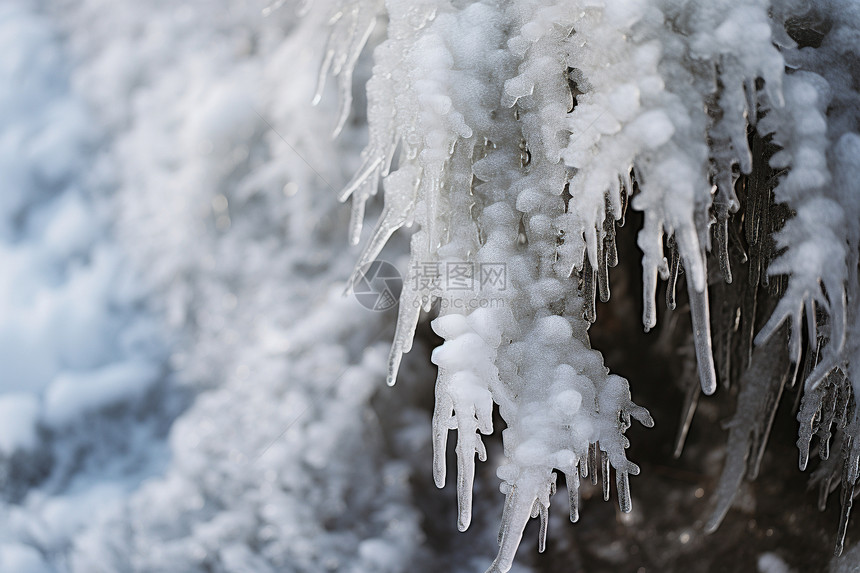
<box><xmin>329</xmin><ymin>1</ymin><xmax>654</xmax><ymax>569</ymax></box>
<box><xmin>755</xmin><ymin>73</ymin><xmax>846</xmax><ymax>372</ymax></box>
<box><xmin>328</xmin><ymin>0</ymin><xmax>860</xmax><ymax>568</ymax></box>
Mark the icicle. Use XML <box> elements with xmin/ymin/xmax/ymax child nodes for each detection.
<box><xmin>687</xmin><ymin>272</ymin><xmax>718</xmax><ymax>395</ymax></box>
<box><xmin>815</xmin><ymin>373</ymin><xmax>844</xmax><ymax>463</ymax></box>
<box><xmin>640</xmin><ymin>212</ymin><xmax>664</xmax><ymax>332</ymax></box>
<box><xmin>588</xmin><ymin>442</ymin><xmax>598</xmax><ymax>486</ymax></box>
<box><xmin>314</xmin><ymin>2</ymin><xmax>381</xmax><ymax>138</ymax></box>
<box><xmin>673</xmin><ymin>374</ymin><xmax>700</xmax><ymax>459</ymax></box>
<box><xmin>333</xmin><ymin>16</ymin><xmax>376</xmax><ymax>138</ymax></box>
<box><xmin>598</xmin><ymin>196</ymin><xmax>614</xmax><ymax>302</ymax></box>
<box><xmin>598</xmin><ymin>232</ymin><xmax>611</xmax><ymax>303</ymax></box>
<box><xmin>347</xmin><ymin>198</ymin><xmax>367</xmax><ymax>247</ymax></box>
<box><xmin>714</xmin><ymin>213</ymin><xmax>733</xmax><ymax>284</ymax></box>
<box><xmin>489</xmin><ymin>473</ymin><xmax>552</xmax><ymax>573</ymax></box>
<box><xmin>606</xmin><ymin>226</ymin><xmax>618</xmax><ymax>268</ymax></box>
<box><xmin>616</xmin><ymin>471</ymin><xmax>632</xmax><ymax>513</ymax></box>
<box><xmin>706</xmin><ymin>328</ymin><xmax>791</xmax><ymax>533</ymax></box>
<box><xmin>340</xmin><ymin>155</ymin><xmax>383</xmax><ymax>203</ymax></box>
<box><xmin>566</xmin><ymin>470</ymin><xmax>580</xmax><ymax>523</ymax></box>
<box><xmin>666</xmin><ymin>235</ymin><xmax>680</xmax><ymax>311</ymax></box>
<box><xmin>537</xmin><ymin>502</ymin><xmax>548</xmax><ymax>553</ymax></box>
<box><xmin>432</xmin><ymin>385</ymin><xmax>453</xmax><ymax>488</ymax></box>
<box><xmin>797</xmin><ymin>377</ymin><xmax>827</xmax><ymax>471</ymax></box>
<box><xmin>747</xmin><ymin>362</ymin><xmax>790</xmax><ymax>481</ymax></box>
<box><xmin>387</xmin><ymin>341</ymin><xmax>405</xmax><ymax>387</ymax></box>
<box><xmin>711</xmin><ymin>276</ymin><xmax>741</xmax><ymax>391</ymax></box>
<box><xmin>582</xmin><ymin>256</ymin><xmax>597</xmax><ymax>323</ymax></box>
<box><xmin>740</xmin><ymin>274</ymin><xmax>758</xmax><ymax>369</ymax></box>
<box><xmin>836</xmin><ymin>461</ymin><xmax>856</xmax><ymax>556</ymax></box>
<box><xmin>386</xmin><ymin>250</ymin><xmax>426</xmax><ymax>386</ymax></box>
<box><xmin>457</xmin><ymin>432</ymin><xmax>479</xmax><ymax>532</ymax></box>
<box><xmin>619</xmin><ymin>170</ymin><xmax>631</xmax><ymax>228</ymax></box>
<box><xmin>345</xmin><ymin>166</ymin><xmax>419</xmax><ymax>293</ymax></box>
<box><xmin>601</xmin><ymin>449</ymin><xmax>610</xmax><ymax>501</ymax></box>
<box><xmin>430</xmin><ymin>315</ymin><xmax>498</xmax><ymax>533</ymax></box>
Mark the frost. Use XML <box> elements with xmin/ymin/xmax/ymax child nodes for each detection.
<box><xmin>1</xmin><ymin>0</ymin><xmax>860</xmax><ymax>571</ymax></box>
<box><xmin>327</xmin><ymin>0</ymin><xmax>860</xmax><ymax>568</ymax></box>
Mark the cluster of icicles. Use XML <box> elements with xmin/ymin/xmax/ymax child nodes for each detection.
<box><xmin>312</xmin><ymin>0</ymin><xmax>860</xmax><ymax>570</ymax></box>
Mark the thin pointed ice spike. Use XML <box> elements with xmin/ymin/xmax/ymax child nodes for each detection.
<box><xmin>835</xmin><ymin>479</ymin><xmax>855</xmax><ymax>556</ymax></box>
<box><xmin>616</xmin><ymin>471</ymin><xmax>632</xmax><ymax>513</ymax></box>
<box><xmin>313</xmin><ymin>47</ymin><xmax>336</xmax><ymax>106</ymax></box>
<box><xmin>640</xmin><ymin>214</ymin><xmax>662</xmax><ymax>331</ymax></box>
<box><xmin>387</xmin><ymin>342</ymin><xmax>403</xmax><ymax>387</ymax></box>
<box><xmin>340</xmin><ymin>156</ymin><xmax>383</xmax><ymax>203</ymax></box>
<box><xmin>332</xmin><ymin>15</ymin><xmax>376</xmax><ymax>138</ymax></box>
<box><xmin>529</xmin><ymin>500</ymin><xmax>540</xmax><ymax>520</ymax></box>
<box><xmin>431</xmin><ymin>391</ymin><xmax>452</xmax><ymax>489</ymax></box>
<box><xmin>707</xmin><ymin>332</ymin><xmax>789</xmax><ymax>533</ymax></box>
<box><xmin>620</xmin><ymin>171</ymin><xmax>631</xmax><ymax>227</ymax></box>
<box><xmin>686</xmin><ymin>272</ymin><xmax>717</xmax><ymax>395</ymax></box>
<box><xmin>348</xmin><ymin>198</ymin><xmax>367</xmax><ymax>246</ymax></box>
<box><xmin>488</xmin><ymin>484</ymin><xmax>535</xmax><ymax>573</ymax></box>
<box><xmin>598</xmin><ymin>234</ymin><xmax>611</xmax><ymax>303</ymax></box>
<box><xmin>705</xmin><ymin>442</ymin><xmax>749</xmax><ymax>534</ymax></box>
<box><xmin>347</xmin><ymin>217</ymin><xmax>405</xmax><ymax>291</ymax></box>
<box><xmin>566</xmin><ymin>471</ymin><xmax>580</xmax><ymax>523</ymax></box>
<box><xmin>332</xmin><ymin>74</ymin><xmax>354</xmax><ymax>139</ymax></box>
<box><xmin>602</xmin><ymin>450</ymin><xmax>610</xmax><ymax>501</ymax></box>
<box><xmin>583</xmin><ymin>257</ymin><xmax>597</xmax><ymax>323</ymax></box>
<box><xmin>666</xmin><ymin>237</ymin><xmax>680</xmax><ymax>311</ymax></box>
<box><xmin>498</xmin><ymin>489</ymin><xmax>514</xmax><ymax>547</ymax></box>
<box><xmin>607</xmin><ymin>228</ymin><xmax>618</xmax><ymax>268</ymax></box>
<box><xmin>715</xmin><ymin>215</ymin><xmax>733</xmax><ymax>284</ymax></box>
<box><xmin>456</xmin><ymin>440</ymin><xmax>476</xmax><ymax>532</ymax></box>
<box><xmin>589</xmin><ymin>443</ymin><xmax>598</xmax><ymax>486</ymax></box>
<box><xmin>747</xmin><ymin>366</ymin><xmax>789</xmax><ymax>480</ymax></box>
<box><xmin>673</xmin><ymin>378</ymin><xmax>700</xmax><ymax>459</ymax></box>
<box><xmin>538</xmin><ymin>503</ymin><xmax>548</xmax><ymax>553</ymax></box>
<box><xmin>387</xmin><ymin>302</ymin><xmax>419</xmax><ymax>386</ymax></box>
<box><xmin>798</xmin><ymin>441</ymin><xmax>810</xmax><ymax>472</ymax></box>
<box><xmin>805</xmin><ymin>298</ymin><xmax>817</xmax><ymax>350</ymax></box>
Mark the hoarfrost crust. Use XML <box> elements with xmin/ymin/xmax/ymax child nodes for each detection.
<box><xmin>321</xmin><ymin>0</ymin><xmax>860</xmax><ymax>568</ymax></box>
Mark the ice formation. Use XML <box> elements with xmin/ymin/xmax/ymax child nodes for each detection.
<box><xmin>324</xmin><ymin>0</ymin><xmax>860</xmax><ymax>569</ymax></box>
<box><xmin>0</xmin><ymin>0</ymin><xmax>858</xmax><ymax>570</ymax></box>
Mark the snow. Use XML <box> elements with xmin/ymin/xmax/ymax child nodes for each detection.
<box><xmin>0</xmin><ymin>1</ymin><xmax>444</xmax><ymax>572</ymax></box>
<box><xmin>0</xmin><ymin>395</ymin><xmax>40</xmax><ymax>455</ymax></box>
<box><xmin>0</xmin><ymin>0</ymin><xmax>166</xmax><ymax>448</ymax></box>
<box><xmin>0</xmin><ymin>543</ymin><xmax>52</xmax><ymax>573</ymax></box>
<box><xmin>42</xmin><ymin>362</ymin><xmax>161</xmax><ymax>428</ymax></box>
<box><xmin>1</xmin><ymin>0</ymin><xmax>859</xmax><ymax>572</ymax></box>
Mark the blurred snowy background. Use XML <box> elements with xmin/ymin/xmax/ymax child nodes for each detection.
<box><xmin>0</xmin><ymin>1</ymin><xmax>481</xmax><ymax>571</ymax></box>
